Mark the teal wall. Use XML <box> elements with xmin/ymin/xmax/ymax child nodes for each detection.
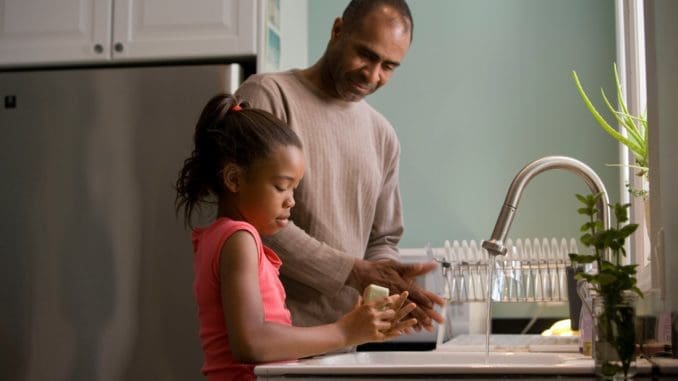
<box><xmin>308</xmin><ymin>0</ymin><xmax>619</xmax><ymax>249</ymax></box>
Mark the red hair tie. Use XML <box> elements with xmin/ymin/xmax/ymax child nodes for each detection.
<box><xmin>230</xmin><ymin>104</ymin><xmax>242</xmax><ymax>111</ymax></box>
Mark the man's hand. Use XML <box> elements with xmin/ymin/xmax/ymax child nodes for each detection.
<box><xmin>347</xmin><ymin>259</ymin><xmax>445</xmax><ymax>332</ymax></box>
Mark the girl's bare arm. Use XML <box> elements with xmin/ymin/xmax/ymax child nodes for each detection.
<box><xmin>220</xmin><ymin>231</ymin><xmax>415</xmax><ymax>363</ymax></box>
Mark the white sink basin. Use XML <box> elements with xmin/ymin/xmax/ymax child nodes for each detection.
<box><xmin>255</xmin><ymin>350</ymin><xmax>594</xmax><ymax>377</ymax></box>
<box><xmin>303</xmin><ymin>350</ymin><xmax>578</xmax><ymax>366</ymax></box>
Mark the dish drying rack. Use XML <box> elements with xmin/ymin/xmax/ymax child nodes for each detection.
<box><xmin>426</xmin><ymin>238</ymin><xmax>578</xmax><ymax>303</ymax></box>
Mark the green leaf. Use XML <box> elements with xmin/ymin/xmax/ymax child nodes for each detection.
<box><xmin>621</xmin><ymin>264</ymin><xmax>639</xmax><ymax>274</ymax></box>
<box><xmin>601</xmin><ymin>89</ymin><xmax>645</xmax><ymax>151</ymax></box>
<box><xmin>620</xmin><ymin>224</ymin><xmax>638</xmax><ymax>237</ymax></box>
<box><xmin>577</xmin><ymin>273</ymin><xmax>596</xmax><ymax>283</ymax></box>
<box><xmin>598</xmin><ymin>272</ymin><xmax>617</xmax><ymax>286</ymax></box>
<box><xmin>572</xmin><ymin>65</ymin><xmax>649</xmax><ymax>175</ymax></box>
<box><xmin>580</xmin><ymin>222</ymin><xmax>593</xmax><ymax>232</ymax></box>
<box><xmin>596</xmin><ymin>87</ymin><xmax>644</xmax><ymax>154</ymax></box>
<box><xmin>569</xmin><ymin>253</ymin><xmax>597</xmax><ymax>264</ymax></box>
<box><xmin>575</xmin><ymin>194</ymin><xmax>587</xmax><ymax>204</ymax></box>
<box><xmin>580</xmin><ymin>234</ymin><xmax>593</xmax><ymax>246</ymax></box>
<box><xmin>613</xmin><ymin>202</ymin><xmax>633</xmax><ymax>224</ymax></box>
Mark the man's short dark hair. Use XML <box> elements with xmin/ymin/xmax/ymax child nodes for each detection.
<box><xmin>342</xmin><ymin>0</ymin><xmax>413</xmax><ymax>41</ymax></box>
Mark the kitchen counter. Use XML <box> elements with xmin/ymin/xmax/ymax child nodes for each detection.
<box><xmin>255</xmin><ymin>351</ymin><xmax>590</xmax><ymax>380</ymax></box>
<box><xmin>255</xmin><ymin>335</ymin><xmax>678</xmax><ymax>380</ymax></box>
<box><xmin>255</xmin><ymin>352</ymin><xmax>677</xmax><ymax>380</ymax></box>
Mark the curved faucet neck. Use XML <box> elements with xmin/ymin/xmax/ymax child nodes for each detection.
<box><xmin>482</xmin><ymin>156</ymin><xmax>610</xmax><ymax>256</ymax></box>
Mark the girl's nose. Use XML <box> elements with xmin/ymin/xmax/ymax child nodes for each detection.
<box><xmin>284</xmin><ymin>197</ymin><xmax>295</xmax><ymax>208</ymax></box>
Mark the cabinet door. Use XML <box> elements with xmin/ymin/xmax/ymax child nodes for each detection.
<box><xmin>112</xmin><ymin>0</ymin><xmax>256</xmax><ymax>61</ymax></box>
<box><xmin>0</xmin><ymin>0</ymin><xmax>112</xmax><ymax>67</ymax></box>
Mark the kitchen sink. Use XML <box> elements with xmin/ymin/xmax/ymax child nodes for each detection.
<box><xmin>255</xmin><ymin>350</ymin><xmax>594</xmax><ymax>377</ymax></box>
<box><xmin>304</xmin><ymin>351</ymin><xmax>572</xmax><ymax>366</ymax></box>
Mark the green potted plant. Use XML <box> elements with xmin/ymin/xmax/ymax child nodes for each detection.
<box><xmin>572</xmin><ymin>64</ymin><xmax>648</xmax><ymax>199</ymax></box>
<box><xmin>569</xmin><ymin>193</ymin><xmax>643</xmax><ymax>380</ymax></box>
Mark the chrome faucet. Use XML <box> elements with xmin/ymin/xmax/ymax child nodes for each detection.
<box><xmin>482</xmin><ymin>156</ymin><xmax>610</xmax><ymax>256</ymax></box>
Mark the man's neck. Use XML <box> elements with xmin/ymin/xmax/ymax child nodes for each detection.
<box><xmin>300</xmin><ymin>59</ymin><xmax>337</xmax><ymax>99</ymax></box>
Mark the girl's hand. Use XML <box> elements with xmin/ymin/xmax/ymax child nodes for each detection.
<box><xmin>337</xmin><ymin>292</ymin><xmax>418</xmax><ymax>346</ymax></box>
<box><xmin>347</xmin><ymin>259</ymin><xmax>445</xmax><ymax>332</ymax></box>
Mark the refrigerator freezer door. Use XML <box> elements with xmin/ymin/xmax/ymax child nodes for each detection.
<box><xmin>0</xmin><ymin>64</ymin><xmax>241</xmax><ymax>380</ymax></box>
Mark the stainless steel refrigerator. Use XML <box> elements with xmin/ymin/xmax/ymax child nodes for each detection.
<box><xmin>1</xmin><ymin>64</ymin><xmax>243</xmax><ymax>381</ymax></box>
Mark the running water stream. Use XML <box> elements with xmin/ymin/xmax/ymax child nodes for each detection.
<box><xmin>485</xmin><ymin>256</ymin><xmax>497</xmax><ymax>362</ymax></box>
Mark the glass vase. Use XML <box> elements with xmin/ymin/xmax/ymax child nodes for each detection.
<box><xmin>593</xmin><ymin>292</ymin><xmax>638</xmax><ymax>380</ymax></box>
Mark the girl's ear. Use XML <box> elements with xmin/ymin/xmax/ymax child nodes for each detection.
<box><xmin>222</xmin><ymin>163</ymin><xmax>242</xmax><ymax>193</ymax></box>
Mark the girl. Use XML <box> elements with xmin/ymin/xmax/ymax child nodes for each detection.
<box><xmin>175</xmin><ymin>94</ymin><xmax>416</xmax><ymax>381</ymax></box>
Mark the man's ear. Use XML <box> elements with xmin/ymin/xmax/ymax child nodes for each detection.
<box><xmin>222</xmin><ymin>163</ymin><xmax>242</xmax><ymax>193</ymax></box>
<box><xmin>330</xmin><ymin>17</ymin><xmax>343</xmax><ymax>43</ymax></box>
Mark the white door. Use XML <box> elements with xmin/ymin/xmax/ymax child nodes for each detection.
<box><xmin>111</xmin><ymin>0</ymin><xmax>257</xmax><ymax>61</ymax></box>
<box><xmin>0</xmin><ymin>0</ymin><xmax>112</xmax><ymax>66</ymax></box>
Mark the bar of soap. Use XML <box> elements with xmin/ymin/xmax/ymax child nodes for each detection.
<box><xmin>363</xmin><ymin>284</ymin><xmax>389</xmax><ymax>303</ymax></box>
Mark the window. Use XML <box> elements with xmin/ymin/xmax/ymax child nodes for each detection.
<box><xmin>614</xmin><ymin>0</ymin><xmax>653</xmax><ymax>290</ymax></box>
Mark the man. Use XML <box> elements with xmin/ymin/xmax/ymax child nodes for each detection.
<box><xmin>236</xmin><ymin>0</ymin><xmax>444</xmax><ymax>331</ymax></box>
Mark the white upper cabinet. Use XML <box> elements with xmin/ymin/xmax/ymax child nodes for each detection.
<box><xmin>0</xmin><ymin>0</ymin><xmax>111</xmax><ymax>66</ymax></box>
<box><xmin>111</xmin><ymin>0</ymin><xmax>256</xmax><ymax>62</ymax></box>
<box><xmin>0</xmin><ymin>0</ymin><xmax>257</xmax><ymax>67</ymax></box>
